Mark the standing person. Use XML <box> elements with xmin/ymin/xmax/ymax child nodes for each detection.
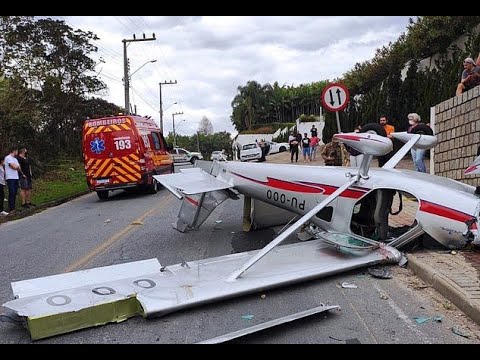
<box><xmin>4</xmin><ymin>148</ymin><xmax>21</xmax><ymax>215</ymax></box>
<box><xmin>0</xmin><ymin>157</ymin><xmax>8</xmax><ymax>216</ymax></box>
<box><xmin>301</xmin><ymin>133</ymin><xmax>311</xmax><ymax>162</ymax></box>
<box><xmin>310</xmin><ymin>134</ymin><xmax>319</xmax><ymax>161</ymax></box>
<box><xmin>17</xmin><ymin>147</ymin><xmax>34</xmax><ymax>208</ymax></box>
<box><xmin>407</xmin><ymin>113</ymin><xmax>427</xmax><ymax>173</ymax></box>
<box><xmin>377</xmin><ymin>115</ymin><xmax>395</xmax><ymax>167</ymax></box>
<box><xmin>321</xmin><ymin>138</ymin><xmax>343</xmax><ymax>166</ymax></box>
<box><xmin>289</xmin><ymin>131</ymin><xmax>300</xmax><ymax>163</ymax></box>
<box><xmin>310</xmin><ymin>124</ymin><xmax>318</xmax><ymax>138</ymax></box>
<box><xmin>456</xmin><ymin>55</ymin><xmax>480</xmax><ymax>96</ymax></box>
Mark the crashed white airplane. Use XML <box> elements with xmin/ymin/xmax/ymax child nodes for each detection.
<box><xmin>2</xmin><ymin>123</ymin><xmax>479</xmax><ymax>341</ymax></box>
<box><xmin>157</xmin><ymin>124</ymin><xmax>479</xmax><ymax>251</ymax></box>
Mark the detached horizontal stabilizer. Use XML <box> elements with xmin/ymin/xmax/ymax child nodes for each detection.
<box><xmin>153</xmin><ymin>168</ymin><xmax>232</xmax><ymax>196</ymax></box>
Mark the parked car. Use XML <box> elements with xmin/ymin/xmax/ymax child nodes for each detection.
<box><xmin>211</xmin><ymin>150</ymin><xmax>227</xmax><ymax>161</ymax></box>
<box><xmin>240</xmin><ymin>143</ymin><xmax>263</xmax><ymax>162</ymax></box>
<box><xmin>267</xmin><ymin>141</ymin><xmax>290</xmax><ymax>154</ymax></box>
<box><xmin>169</xmin><ymin>147</ymin><xmax>203</xmax><ymax>164</ymax></box>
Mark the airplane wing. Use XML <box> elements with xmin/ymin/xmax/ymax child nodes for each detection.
<box><xmin>153</xmin><ymin>168</ymin><xmax>232</xmax><ymax>198</ymax></box>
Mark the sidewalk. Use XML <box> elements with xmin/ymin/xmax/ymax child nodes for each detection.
<box><xmin>408</xmin><ymin>250</ymin><xmax>480</xmax><ymax>325</ymax></box>
<box><xmin>267</xmin><ymin>150</ymin><xmax>480</xmax><ymax>326</ymax></box>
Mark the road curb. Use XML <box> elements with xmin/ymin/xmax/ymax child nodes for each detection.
<box><xmin>0</xmin><ymin>190</ymin><xmax>91</xmax><ymax>225</ymax></box>
<box><xmin>407</xmin><ymin>253</ymin><xmax>480</xmax><ymax>325</ymax></box>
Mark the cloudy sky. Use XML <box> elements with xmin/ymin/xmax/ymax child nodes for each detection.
<box><xmin>59</xmin><ymin>16</ymin><xmax>414</xmax><ymax>136</ymax></box>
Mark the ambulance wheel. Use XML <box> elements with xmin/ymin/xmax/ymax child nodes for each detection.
<box><xmin>190</xmin><ymin>156</ymin><xmax>198</xmax><ymax>164</ymax></box>
<box><xmin>147</xmin><ymin>178</ymin><xmax>158</xmax><ymax>194</ymax></box>
<box><xmin>360</xmin><ymin>123</ymin><xmax>387</xmax><ymax>137</ymax></box>
<box><xmin>97</xmin><ymin>190</ymin><xmax>109</xmax><ymax>200</ymax></box>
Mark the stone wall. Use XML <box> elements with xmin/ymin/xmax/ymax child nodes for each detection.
<box><xmin>434</xmin><ymin>86</ymin><xmax>480</xmax><ymax>185</ymax></box>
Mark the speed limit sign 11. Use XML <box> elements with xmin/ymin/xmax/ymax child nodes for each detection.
<box><xmin>321</xmin><ymin>83</ymin><xmax>350</xmax><ymax>112</ymax></box>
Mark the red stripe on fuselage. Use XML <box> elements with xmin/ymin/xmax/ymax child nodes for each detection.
<box><xmin>420</xmin><ymin>200</ymin><xmax>477</xmax><ymax>229</ymax></box>
<box><xmin>232</xmin><ymin>172</ymin><xmax>324</xmax><ymax>193</ymax></box>
<box><xmin>231</xmin><ymin>172</ymin><xmax>366</xmax><ymax>198</ymax></box>
<box><xmin>298</xmin><ymin>181</ymin><xmax>366</xmax><ymax>199</ymax></box>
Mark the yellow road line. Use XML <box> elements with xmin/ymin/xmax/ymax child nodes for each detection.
<box><xmin>64</xmin><ymin>196</ymin><xmax>173</xmax><ymax>273</ymax></box>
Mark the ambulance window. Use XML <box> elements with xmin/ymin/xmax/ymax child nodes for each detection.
<box><xmin>151</xmin><ymin>132</ymin><xmax>161</xmax><ymax>150</ymax></box>
<box><xmin>178</xmin><ymin>149</ymin><xmax>187</xmax><ymax>155</ymax></box>
<box><xmin>159</xmin><ymin>132</ymin><xmax>168</xmax><ymax>149</ymax></box>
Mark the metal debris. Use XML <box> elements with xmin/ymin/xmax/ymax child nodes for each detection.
<box><xmin>451</xmin><ymin>327</ymin><xmax>471</xmax><ymax>338</ymax></box>
<box><xmin>412</xmin><ymin>316</ymin><xmax>430</xmax><ymax>324</ymax></box>
<box><xmin>368</xmin><ymin>266</ymin><xmax>393</xmax><ymax>279</ymax></box>
<box><xmin>198</xmin><ymin>304</ymin><xmax>340</xmax><ymax>344</ymax></box>
<box><xmin>341</xmin><ymin>282</ymin><xmax>358</xmax><ymax>289</ymax></box>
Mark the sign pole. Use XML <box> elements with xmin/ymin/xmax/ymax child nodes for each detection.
<box><xmin>335</xmin><ymin>111</ymin><xmax>342</xmax><ymax>133</ymax></box>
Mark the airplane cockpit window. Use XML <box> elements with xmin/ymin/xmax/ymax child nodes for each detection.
<box><xmin>350</xmin><ymin>189</ymin><xmax>418</xmax><ymax>242</ymax></box>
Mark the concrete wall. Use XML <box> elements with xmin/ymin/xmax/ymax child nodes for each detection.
<box><xmin>434</xmin><ymin>86</ymin><xmax>480</xmax><ymax>185</ymax></box>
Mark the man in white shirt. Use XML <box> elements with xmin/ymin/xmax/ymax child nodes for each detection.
<box><xmin>4</xmin><ymin>148</ymin><xmax>21</xmax><ymax>214</ymax></box>
<box><xmin>0</xmin><ymin>157</ymin><xmax>7</xmax><ymax>215</ymax></box>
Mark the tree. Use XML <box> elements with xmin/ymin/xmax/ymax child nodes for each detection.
<box><xmin>198</xmin><ymin>116</ymin><xmax>213</xmax><ymax>135</ymax></box>
<box><xmin>0</xmin><ymin>16</ymin><xmax>115</xmax><ymax>162</ymax></box>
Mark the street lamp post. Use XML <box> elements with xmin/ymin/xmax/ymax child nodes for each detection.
<box><xmin>125</xmin><ymin>59</ymin><xmax>157</xmax><ymax>114</ymax></box>
<box><xmin>172</xmin><ymin>112</ymin><xmax>184</xmax><ymax>147</ymax></box>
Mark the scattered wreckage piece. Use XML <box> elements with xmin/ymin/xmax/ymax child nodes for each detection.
<box><xmin>2</xmin><ymin>239</ymin><xmax>401</xmax><ymax>341</ymax></box>
<box><xmin>196</xmin><ymin>303</ymin><xmax>340</xmax><ymax>344</ymax></box>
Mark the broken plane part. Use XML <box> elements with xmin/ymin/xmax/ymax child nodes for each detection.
<box><xmin>3</xmin><ymin>239</ymin><xmax>401</xmax><ymax>341</ymax></box>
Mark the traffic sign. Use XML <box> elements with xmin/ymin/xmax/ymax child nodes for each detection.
<box><xmin>321</xmin><ymin>83</ymin><xmax>350</xmax><ymax>112</ymax></box>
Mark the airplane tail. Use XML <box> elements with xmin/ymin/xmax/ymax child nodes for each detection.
<box><xmin>153</xmin><ymin>166</ymin><xmax>236</xmax><ymax>232</ymax></box>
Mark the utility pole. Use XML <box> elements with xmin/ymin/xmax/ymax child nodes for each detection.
<box><xmin>172</xmin><ymin>112</ymin><xmax>184</xmax><ymax>147</ymax></box>
<box><xmin>122</xmin><ymin>33</ymin><xmax>156</xmax><ymax>115</ymax></box>
<box><xmin>159</xmin><ymin>80</ymin><xmax>177</xmax><ymax>132</ymax></box>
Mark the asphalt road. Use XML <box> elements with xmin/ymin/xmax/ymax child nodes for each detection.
<box><xmin>0</xmin><ymin>161</ymin><xmax>479</xmax><ymax>344</ymax></box>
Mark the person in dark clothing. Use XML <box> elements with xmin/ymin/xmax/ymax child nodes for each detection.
<box><xmin>17</xmin><ymin>147</ymin><xmax>35</xmax><ymax>208</ymax></box>
<box><xmin>301</xmin><ymin>133</ymin><xmax>311</xmax><ymax>162</ymax></box>
<box><xmin>289</xmin><ymin>131</ymin><xmax>301</xmax><ymax>163</ymax></box>
<box><xmin>310</xmin><ymin>125</ymin><xmax>318</xmax><ymax>138</ymax></box>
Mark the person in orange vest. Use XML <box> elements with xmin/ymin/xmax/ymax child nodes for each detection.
<box><xmin>378</xmin><ymin>115</ymin><xmax>395</xmax><ymax>167</ymax></box>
